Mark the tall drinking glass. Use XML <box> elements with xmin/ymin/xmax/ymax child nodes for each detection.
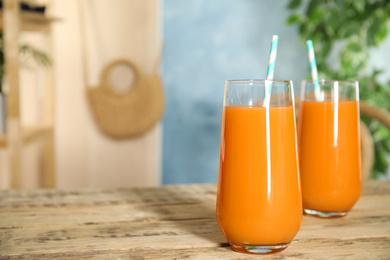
<box><xmin>298</xmin><ymin>80</ymin><xmax>361</xmax><ymax>218</ymax></box>
<box><xmin>216</xmin><ymin>79</ymin><xmax>302</xmax><ymax>254</ymax></box>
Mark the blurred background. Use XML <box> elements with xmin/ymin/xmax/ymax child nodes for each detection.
<box><xmin>0</xmin><ymin>0</ymin><xmax>389</xmax><ymax>189</ymax></box>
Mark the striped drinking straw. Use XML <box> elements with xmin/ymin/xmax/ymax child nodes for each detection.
<box><xmin>264</xmin><ymin>35</ymin><xmax>278</xmax><ymax>196</ymax></box>
<box><xmin>306</xmin><ymin>40</ymin><xmax>322</xmax><ymax>101</ymax></box>
<box><xmin>263</xmin><ymin>35</ymin><xmax>279</xmax><ymax>106</ymax></box>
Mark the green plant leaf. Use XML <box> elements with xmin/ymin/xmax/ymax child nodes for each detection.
<box><xmin>299</xmin><ymin>23</ymin><xmax>308</xmax><ymax>37</ymax></box>
<box><xmin>339</xmin><ymin>21</ymin><xmax>360</xmax><ymax>38</ymax></box>
<box><xmin>0</xmin><ymin>30</ymin><xmax>51</xmax><ymax>93</ymax></box>
<box><xmin>306</xmin><ymin>0</ymin><xmax>321</xmax><ymax>18</ymax></box>
<box><xmin>346</xmin><ymin>42</ymin><xmax>362</xmax><ymax>52</ymax></box>
<box><xmin>19</xmin><ymin>44</ymin><xmax>51</xmax><ymax>67</ymax></box>
<box><xmin>287</xmin><ymin>0</ymin><xmax>302</xmax><ymax>9</ymax></box>
<box><xmin>368</xmin><ymin>16</ymin><xmax>388</xmax><ymax>46</ymax></box>
<box><xmin>383</xmin><ymin>138</ymin><xmax>390</xmax><ymax>153</ymax></box>
<box><xmin>377</xmin><ymin>22</ymin><xmax>388</xmax><ymax>44</ymax></box>
<box><xmin>373</xmin><ymin>124</ymin><xmax>390</xmax><ymax>142</ymax></box>
<box><xmin>352</xmin><ymin>0</ymin><xmax>365</xmax><ymax>14</ymax></box>
<box><xmin>323</xmin><ymin>12</ymin><xmax>338</xmax><ymax>37</ymax></box>
<box><xmin>286</xmin><ymin>14</ymin><xmax>302</xmax><ymax>25</ymax></box>
<box><xmin>308</xmin><ymin>7</ymin><xmax>323</xmax><ymax>24</ymax></box>
<box><xmin>374</xmin><ymin>142</ymin><xmax>389</xmax><ymax>173</ymax></box>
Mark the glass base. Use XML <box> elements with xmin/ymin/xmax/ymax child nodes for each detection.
<box><xmin>230</xmin><ymin>242</ymin><xmax>290</xmax><ymax>254</ymax></box>
<box><xmin>304</xmin><ymin>208</ymin><xmax>347</xmax><ymax>218</ymax></box>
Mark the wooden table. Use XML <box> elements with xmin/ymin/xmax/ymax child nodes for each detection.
<box><xmin>1</xmin><ymin>181</ymin><xmax>389</xmax><ymax>259</ymax></box>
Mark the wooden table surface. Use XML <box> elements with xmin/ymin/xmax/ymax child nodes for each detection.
<box><xmin>0</xmin><ymin>180</ymin><xmax>389</xmax><ymax>259</ymax></box>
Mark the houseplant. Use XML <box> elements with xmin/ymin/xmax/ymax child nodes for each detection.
<box><xmin>286</xmin><ymin>0</ymin><xmax>390</xmax><ymax>178</ymax></box>
<box><xmin>0</xmin><ymin>30</ymin><xmax>51</xmax><ymax>133</ymax></box>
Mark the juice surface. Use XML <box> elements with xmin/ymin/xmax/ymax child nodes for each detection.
<box><xmin>298</xmin><ymin>100</ymin><xmax>361</xmax><ymax>212</ymax></box>
<box><xmin>217</xmin><ymin>106</ymin><xmax>302</xmax><ymax>245</ymax></box>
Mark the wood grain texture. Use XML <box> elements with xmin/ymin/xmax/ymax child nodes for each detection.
<box><xmin>0</xmin><ymin>181</ymin><xmax>389</xmax><ymax>259</ymax></box>
<box><xmin>3</xmin><ymin>0</ymin><xmax>22</xmax><ymax>189</ymax></box>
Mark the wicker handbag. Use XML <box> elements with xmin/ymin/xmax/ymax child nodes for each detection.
<box><xmin>86</xmin><ymin>59</ymin><xmax>164</xmax><ymax>139</ymax></box>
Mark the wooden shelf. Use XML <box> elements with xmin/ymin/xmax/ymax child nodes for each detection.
<box><xmin>0</xmin><ymin>0</ymin><xmax>56</xmax><ymax>188</ymax></box>
<box><xmin>0</xmin><ymin>10</ymin><xmax>59</xmax><ymax>32</ymax></box>
<box><xmin>23</xmin><ymin>125</ymin><xmax>53</xmax><ymax>144</ymax></box>
<box><xmin>0</xmin><ymin>133</ymin><xmax>5</xmax><ymax>147</ymax></box>
<box><xmin>0</xmin><ymin>125</ymin><xmax>53</xmax><ymax>148</ymax></box>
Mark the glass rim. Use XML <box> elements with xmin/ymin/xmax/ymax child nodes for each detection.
<box><xmin>302</xmin><ymin>79</ymin><xmax>358</xmax><ymax>85</ymax></box>
<box><xmin>225</xmin><ymin>79</ymin><xmax>292</xmax><ymax>84</ymax></box>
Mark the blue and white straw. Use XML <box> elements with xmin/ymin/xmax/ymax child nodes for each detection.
<box><xmin>306</xmin><ymin>40</ymin><xmax>322</xmax><ymax>101</ymax></box>
<box><xmin>264</xmin><ymin>35</ymin><xmax>279</xmax><ymax>106</ymax></box>
<box><xmin>263</xmin><ymin>35</ymin><xmax>278</xmax><ymax>197</ymax></box>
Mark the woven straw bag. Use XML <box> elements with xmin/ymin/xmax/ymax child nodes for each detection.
<box><xmin>87</xmin><ymin>59</ymin><xmax>164</xmax><ymax>139</ymax></box>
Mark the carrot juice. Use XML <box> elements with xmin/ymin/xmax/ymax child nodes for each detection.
<box><xmin>216</xmin><ymin>106</ymin><xmax>302</xmax><ymax>249</ymax></box>
<box><xmin>298</xmin><ymin>100</ymin><xmax>361</xmax><ymax>214</ymax></box>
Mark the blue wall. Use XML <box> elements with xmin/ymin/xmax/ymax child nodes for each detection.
<box><xmin>162</xmin><ymin>0</ymin><xmax>308</xmax><ymax>184</ymax></box>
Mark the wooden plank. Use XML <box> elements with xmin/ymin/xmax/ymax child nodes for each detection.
<box><xmin>6</xmin><ymin>237</ymin><xmax>389</xmax><ymax>260</ymax></box>
<box><xmin>0</xmin><ymin>184</ymin><xmax>217</xmax><ymax>208</ymax></box>
<box><xmin>41</xmin><ymin>129</ymin><xmax>55</xmax><ymax>188</ymax></box>
<box><xmin>0</xmin><ymin>182</ymin><xmax>390</xmax><ymax>257</ymax></box>
<box><xmin>3</xmin><ymin>0</ymin><xmax>21</xmax><ymax>119</ymax></box>
<box><xmin>0</xmin><ymin>191</ymin><xmax>389</xmax><ymax>228</ymax></box>
<box><xmin>0</xmin><ymin>181</ymin><xmax>387</xmax><ymax>212</ymax></box>
<box><xmin>1</xmin><ymin>215</ymin><xmax>390</xmax><ymax>257</ymax></box>
<box><xmin>0</xmin><ymin>11</ymin><xmax>59</xmax><ymax>32</ymax></box>
<box><xmin>0</xmin><ymin>134</ymin><xmax>6</xmax><ymax>147</ymax></box>
<box><xmin>4</xmin><ymin>0</ymin><xmax>22</xmax><ymax>189</ymax></box>
<box><xmin>1</xmin><ymin>124</ymin><xmax>60</xmax><ymax>148</ymax></box>
<box><xmin>42</xmin><ymin>18</ymin><xmax>56</xmax><ymax>188</ymax></box>
<box><xmin>0</xmin><ymin>218</ymin><xmax>225</xmax><ymax>255</ymax></box>
<box><xmin>0</xmin><ymin>179</ymin><xmax>385</xmax><ymax>205</ymax></box>
<box><xmin>362</xmin><ymin>180</ymin><xmax>390</xmax><ymax>196</ymax></box>
<box><xmin>22</xmin><ymin>125</ymin><xmax>52</xmax><ymax>144</ymax></box>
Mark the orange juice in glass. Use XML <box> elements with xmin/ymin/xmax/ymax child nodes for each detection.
<box><xmin>217</xmin><ymin>79</ymin><xmax>302</xmax><ymax>254</ymax></box>
<box><xmin>298</xmin><ymin>80</ymin><xmax>361</xmax><ymax>218</ymax></box>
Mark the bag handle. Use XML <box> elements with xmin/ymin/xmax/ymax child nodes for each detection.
<box><xmin>100</xmin><ymin>59</ymin><xmax>141</xmax><ymax>96</ymax></box>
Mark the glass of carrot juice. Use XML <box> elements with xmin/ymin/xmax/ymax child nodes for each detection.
<box><xmin>216</xmin><ymin>79</ymin><xmax>302</xmax><ymax>254</ymax></box>
<box><xmin>298</xmin><ymin>80</ymin><xmax>361</xmax><ymax>218</ymax></box>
